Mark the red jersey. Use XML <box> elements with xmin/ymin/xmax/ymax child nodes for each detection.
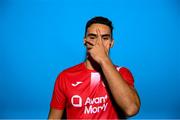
<box><xmin>50</xmin><ymin>62</ymin><xmax>134</xmax><ymax>119</ymax></box>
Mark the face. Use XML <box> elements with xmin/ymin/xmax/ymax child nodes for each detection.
<box><xmin>84</xmin><ymin>23</ymin><xmax>114</xmax><ymax>54</ymax></box>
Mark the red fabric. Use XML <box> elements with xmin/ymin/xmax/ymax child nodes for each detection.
<box><xmin>50</xmin><ymin>62</ymin><xmax>134</xmax><ymax>119</ymax></box>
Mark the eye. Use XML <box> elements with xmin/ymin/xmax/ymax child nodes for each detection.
<box><xmin>88</xmin><ymin>35</ymin><xmax>97</xmax><ymax>40</ymax></box>
<box><xmin>90</xmin><ymin>36</ymin><xmax>95</xmax><ymax>39</ymax></box>
<box><xmin>102</xmin><ymin>37</ymin><xmax>109</xmax><ymax>40</ymax></box>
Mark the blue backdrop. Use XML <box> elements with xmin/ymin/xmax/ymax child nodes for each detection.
<box><xmin>0</xmin><ymin>0</ymin><xmax>179</xmax><ymax>118</ymax></box>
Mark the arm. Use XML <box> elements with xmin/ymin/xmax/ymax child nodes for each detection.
<box><xmin>85</xmin><ymin>29</ymin><xmax>140</xmax><ymax>116</ymax></box>
<box><xmin>99</xmin><ymin>57</ymin><xmax>140</xmax><ymax>116</ymax></box>
<box><xmin>48</xmin><ymin>108</ymin><xmax>64</xmax><ymax>119</ymax></box>
<box><xmin>49</xmin><ymin>73</ymin><xmax>66</xmax><ymax>119</ymax></box>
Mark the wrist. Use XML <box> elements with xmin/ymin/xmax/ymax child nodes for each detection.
<box><xmin>99</xmin><ymin>56</ymin><xmax>112</xmax><ymax>67</ymax></box>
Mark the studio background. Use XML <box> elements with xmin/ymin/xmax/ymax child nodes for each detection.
<box><xmin>0</xmin><ymin>0</ymin><xmax>179</xmax><ymax>118</ymax></box>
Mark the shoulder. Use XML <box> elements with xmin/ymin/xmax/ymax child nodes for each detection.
<box><xmin>61</xmin><ymin>63</ymin><xmax>84</xmax><ymax>75</ymax></box>
<box><xmin>55</xmin><ymin>63</ymin><xmax>84</xmax><ymax>85</ymax></box>
<box><xmin>115</xmin><ymin>66</ymin><xmax>132</xmax><ymax>74</ymax></box>
<box><xmin>115</xmin><ymin>65</ymin><xmax>131</xmax><ymax>72</ymax></box>
<box><xmin>57</xmin><ymin>63</ymin><xmax>84</xmax><ymax>78</ymax></box>
<box><xmin>63</xmin><ymin>63</ymin><xmax>84</xmax><ymax>73</ymax></box>
<box><xmin>115</xmin><ymin>65</ymin><xmax>134</xmax><ymax>86</ymax></box>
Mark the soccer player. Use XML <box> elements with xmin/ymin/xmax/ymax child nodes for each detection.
<box><xmin>48</xmin><ymin>16</ymin><xmax>140</xmax><ymax>119</ymax></box>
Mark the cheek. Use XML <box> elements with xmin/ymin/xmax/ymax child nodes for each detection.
<box><xmin>103</xmin><ymin>41</ymin><xmax>111</xmax><ymax>48</ymax></box>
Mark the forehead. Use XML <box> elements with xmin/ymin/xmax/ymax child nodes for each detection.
<box><xmin>87</xmin><ymin>23</ymin><xmax>111</xmax><ymax>35</ymax></box>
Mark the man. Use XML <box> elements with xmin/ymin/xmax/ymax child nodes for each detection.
<box><xmin>48</xmin><ymin>16</ymin><xmax>140</xmax><ymax>119</ymax></box>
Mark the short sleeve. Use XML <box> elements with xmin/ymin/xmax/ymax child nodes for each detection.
<box><xmin>117</xmin><ymin>67</ymin><xmax>134</xmax><ymax>87</ymax></box>
<box><xmin>50</xmin><ymin>73</ymin><xmax>66</xmax><ymax>110</ymax></box>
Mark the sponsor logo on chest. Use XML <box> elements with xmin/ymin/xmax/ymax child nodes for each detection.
<box><xmin>71</xmin><ymin>95</ymin><xmax>108</xmax><ymax>114</ymax></box>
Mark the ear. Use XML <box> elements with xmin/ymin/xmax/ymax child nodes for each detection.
<box><xmin>83</xmin><ymin>38</ymin><xmax>86</xmax><ymax>45</ymax></box>
<box><xmin>110</xmin><ymin>39</ymin><xmax>114</xmax><ymax>48</ymax></box>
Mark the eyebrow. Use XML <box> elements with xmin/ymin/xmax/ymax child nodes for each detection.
<box><xmin>102</xmin><ymin>34</ymin><xmax>111</xmax><ymax>37</ymax></box>
<box><xmin>87</xmin><ymin>33</ymin><xmax>111</xmax><ymax>37</ymax></box>
<box><xmin>87</xmin><ymin>33</ymin><xmax>97</xmax><ymax>37</ymax></box>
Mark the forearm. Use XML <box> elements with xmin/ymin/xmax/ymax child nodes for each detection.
<box><xmin>99</xmin><ymin>57</ymin><xmax>140</xmax><ymax>116</ymax></box>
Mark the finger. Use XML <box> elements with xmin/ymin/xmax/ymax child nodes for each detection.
<box><xmin>105</xmin><ymin>47</ymin><xmax>109</xmax><ymax>55</ymax></box>
<box><xmin>84</xmin><ymin>40</ymin><xmax>94</xmax><ymax>49</ymax></box>
<box><xmin>85</xmin><ymin>43</ymin><xmax>94</xmax><ymax>49</ymax></box>
<box><xmin>84</xmin><ymin>39</ymin><xmax>95</xmax><ymax>46</ymax></box>
<box><xmin>87</xmin><ymin>44</ymin><xmax>94</xmax><ymax>49</ymax></box>
<box><xmin>86</xmin><ymin>44</ymin><xmax>94</xmax><ymax>50</ymax></box>
<box><xmin>96</xmin><ymin>29</ymin><xmax>103</xmax><ymax>44</ymax></box>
